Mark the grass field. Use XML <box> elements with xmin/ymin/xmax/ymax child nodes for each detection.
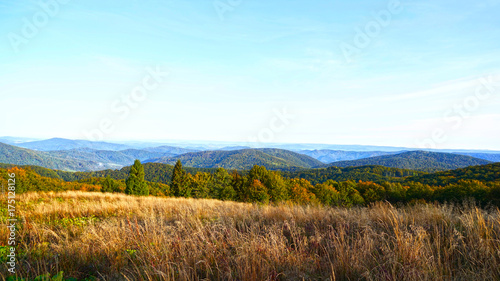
<box><xmin>1</xmin><ymin>191</ymin><xmax>500</xmax><ymax>280</ymax></box>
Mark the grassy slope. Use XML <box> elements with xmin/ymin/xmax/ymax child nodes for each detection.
<box><xmin>1</xmin><ymin>191</ymin><xmax>499</xmax><ymax>280</ymax></box>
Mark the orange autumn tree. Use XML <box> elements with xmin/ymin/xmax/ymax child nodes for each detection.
<box><xmin>247</xmin><ymin>179</ymin><xmax>270</xmax><ymax>203</ymax></box>
<box><xmin>288</xmin><ymin>178</ymin><xmax>316</xmax><ymax>205</ymax></box>
<box><xmin>356</xmin><ymin>181</ymin><xmax>386</xmax><ymax>204</ymax></box>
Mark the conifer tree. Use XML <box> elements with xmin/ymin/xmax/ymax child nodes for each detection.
<box><xmin>125</xmin><ymin>160</ymin><xmax>149</xmax><ymax>196</ymax></box>
<box><xmin>171</xmin><ymin>159</ymin><xmax>189</xmax><ymax>197</ymax></box>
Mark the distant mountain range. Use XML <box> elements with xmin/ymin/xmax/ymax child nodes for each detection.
<box><xmin>1</xmin><ymin>137</ymin><xmax>499</xmax><ymax>172</ymax></box>
<box><xmin>0</xmin><ymin>136</ymin><xmax>42</xmax><ymax>145</ymax></box>
<box><xmin>7</xmin><ymin>137</ymin><xmax>500</xmax><ymax>154</ymax></box>
<box><xmin>143</xmin><ymin>145</ymin><xmax>199</xmax><ymax>155</ymax></box>
<box><xmin>0</xmin><ymin>142</ymin><xmax>186</xmax><ymax>171</ymax></box>
<box><xmin>145</xmin><ymin>148</ymin><xmax>324</xmax><ymax>171</ymax></box>
<box><xmin>298</xmin><ymin>150</ymin><xmax>398</xmax><ymax>163</ymax></box>
<box><xmin>328</xmin><ymin>151</ymin><xmax>491</xmax><ymax>171</ymax></box>
<box><xmin>15</xmin><ymin>138</ymin><xmax>130</xmax><ymax>151</ymax></box>
<box><xmin>45</xmin><ymin>148</ymin><xmax>172</xmax><ymax>166</ymax></box>
<box><xmin>0</xmin><ymin>142</ymin><xmax>120</xmax><ymax>171</ymax></box>
<box><xmin>454</xmin><ymin>153</ymin><xmax>500</xmax><ymax>162</ymax></box>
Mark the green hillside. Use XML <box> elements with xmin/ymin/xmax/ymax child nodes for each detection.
<box><xmin>0</xmin><ymin>142</ymin><xmax>119</xmax><ymax>171</ymax></box>
<box><xmin>47</xmin><ymin>148</ymin><xmax>170</xmax><ymax>166</ymax></box>
<box><xmin>0</xmin><ymin>162</ymin><xmax>214</xmax><ymax>184</ymax></box>
<box><xmin>0</xmin><ymin>161</ymin><xmax>422</xmax><ymax>187</ymax></box>
<box><xmin>404</xmin><ymin>162</ymin><xmax>500</xmax><ymax>186</ymax></box>
<box><xmin>284</xmin><ymin>165</ymin><xmax>426</xmax><ymax>185</ymax></box>
<box><xmin>328</xmin><ymin>151</ymin><xmax>491</xmax><ymax>171</ymax></box>
<box><xmin>146</xmin><ymin>149</ymin><xmax>324</xmax><ymax>170</ymax></box>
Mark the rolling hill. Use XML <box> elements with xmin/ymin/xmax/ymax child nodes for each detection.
<box><xmin>0</xmin><ymin>162</ymin><xmax>424</xmax><ymax>186</ymax></box>
<box><xmin>283</xmin><ymin>165</ymin><xmax>426</xmax><ymax>185</ymax></box>
<box><xmin>404</xmin><ymin>162</ymin><xmax>500</xmax><ymax>186</ymax></box>
<box><xmin>0</xmin><ymin>142</ymin><xmax>119</xmax><ymax>171</ymax></box>
<box><xmin>45</xmin><ymin>148</ymin><xmax>172</xmax><ymax>167</ymax></box>
<box><xmin>2</xmin><ymin>159</ymin><xmax>498</xmax><ymax>190</ymax></box>
<box><xmin>328</xmin><ymin>151</ymin><xmax>491</xmax><ymax>171</ymax></box>
<box><xmin>145</xmin><ymin>148</ymin><xmax>324</xmax><ymax>170</ymax></box>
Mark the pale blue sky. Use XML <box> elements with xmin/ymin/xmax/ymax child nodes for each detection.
<box><xmin>1</xmin><ymin>0</ymin><xmax>499</xmax><ymax>149</ymax></box>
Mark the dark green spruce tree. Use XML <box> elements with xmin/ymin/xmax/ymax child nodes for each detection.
<box><xmin>125</xmin><ymin>160</ymin><xmax>149</xmax><ymax>196</ymax></box>
<box><xmin>171</xmin><ymin>159</ymin><xmax>190</xmax><ymax>197</ymax></box>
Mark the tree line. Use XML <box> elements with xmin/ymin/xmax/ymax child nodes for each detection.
<box><xmin>121</xmin><ymin>160</ymin><xmax>500</xmax><ymax>207</ymax></box>
<box><xmin>2</xmin><ymin>160</ymin><xmax>499</xmax><ymax>207</ymax></box>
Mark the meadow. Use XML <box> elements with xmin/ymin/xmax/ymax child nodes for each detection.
<box><xmin>1</xmin><ymin>191</ymin><xmax>500</xmax><ymax>280</ymax></box>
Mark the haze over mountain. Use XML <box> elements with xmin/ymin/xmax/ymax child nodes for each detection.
<box><xmin>298</xmin><ymin>150</ymin><xmax>399</xmax><ymax>163</ymax></box>
<box><xmin>45</xmin><ymin>148</ymin><xmax>172</xmax><ymax>167</ymax></box>
<box><xmin>2</xmin><ymin>137</ymin><xmax>500</xmax><ymax>173</ymax></box>
<box><xmin>0</xmin><ymin>142</ymin><xmax>119</xmax><ymax>171</ymax></box>
<box><xmin>145</xmin><ymin>148</ymin><xmax>324</xmax><ymax>171</ymax></box>
<box><xmin>454</xmin><ymin>153</ymin><xmax>500</xmax><ymax>163</ymax></box>
<box><xmin>7</xmin><ymin>137</ymin><xmax>500</xmax><ymax>155</ymax></box>
<box><xmin>143</xmin><ymin>145</ymin><xmax>199</xmax><ymax>155</ymax></box>
<box><xmin>17</xmin><ymin>138</ymin><xmax>130</xmax><ymax>151</ymax></box>
<box><xmin>45</xmin><ymin>147</ymin><xmax>201</xmax><ymax>168</ymax></box>
<box><xmin>328</xmin><ymin>151</ymin><xmax>491</xmax><ymax>172</ymax></box>
<box><xmin>0</xmin><ymin>136</ymin><xmax>42</xmax><ymax>145</ymax></box>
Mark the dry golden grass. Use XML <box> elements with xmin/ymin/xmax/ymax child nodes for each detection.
<box><xmin>1</xmin><ymin>191</ymin><xmax>500</xmax><ymax>280</ymax></box>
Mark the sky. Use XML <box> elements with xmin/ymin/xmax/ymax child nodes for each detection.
<box><xmin>1</xmin><ymin>0</ymin><xmax>499</xmax><ymax>150</ymax></box>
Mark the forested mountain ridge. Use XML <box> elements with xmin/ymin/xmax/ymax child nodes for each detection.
<box><xmin>1</xmin><ymin>140</ymin><xmax>496</xmax><ymax>173</ymax></box>
<box><xmin>0</xmin><ymin>161</ymin><xmax>424</xmax><ymax>186</ymax></box>
<box><xmin>46</xmin><ymin>148</ymin><xmax>173</xmax><ymax>166</ymax></box>
<box><xmin>328</xmin><ymin>151</ymin><xmax>491</xmax><ymax>171</ymax></box>
<box><xmin>0</xmin><ymin>162</ymin><xmax>216</xmax><ymax>184</ymax></box>
<box><xmin>0</xmin><ymin>142</ymin><xmax>119</xmax><ymax>171</ymax></box>
<box><xmin>256</xmin><ymin>148</ymin><xmax>325</xmax><ymax>168</ymax></box>
<box><xmin>404</xmin><ymin>162</ymin><xmax>500</xmax><ymax>186</ymax></box>
<box><xmin>145</xmin><ymin>149</ymin><xmax>324</xmax><ymax>171</ymax></box>
<box><xmin>2</xmin><ymin>161</ymin><xmax>499</xmax><ymax>207</ymax></box>
<box><xmin>283</xmin><ymin>165</ymin><xmax>426</xmax><ymax>185</ymax></box>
